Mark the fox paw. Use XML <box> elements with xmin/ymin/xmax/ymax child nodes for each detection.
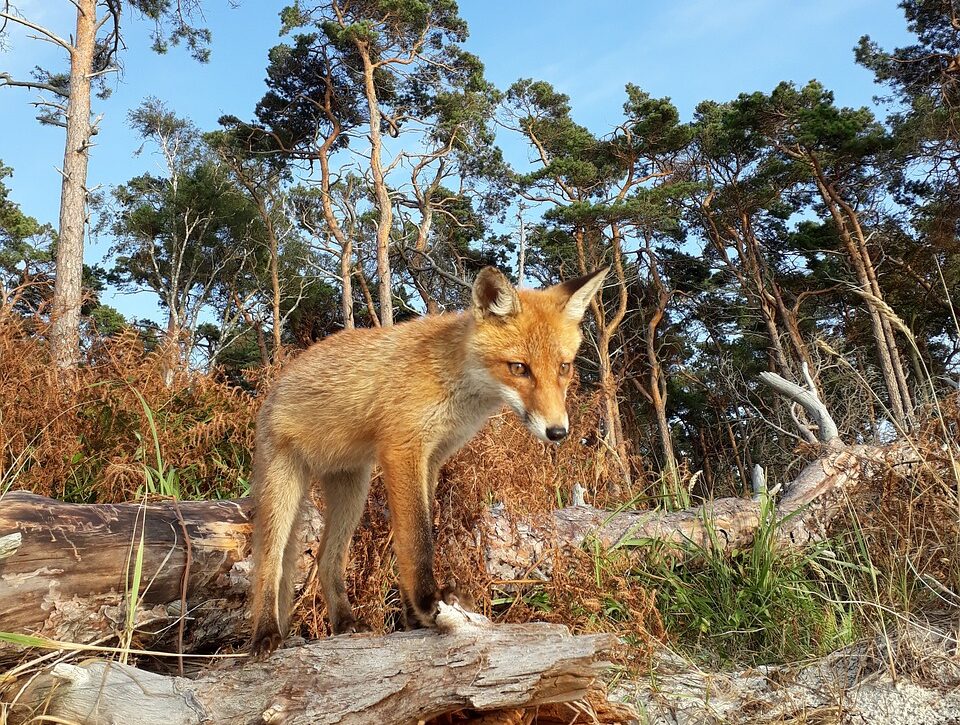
<box><xmin>403</xmin><ymin>579</ymin><xmax>480</xmax><ymax>630</ymax></box>
<box><xmin>250</xmin><ymin>627</ymin><xmax>284</xmax><ymax>660</ymax></box>
<box><xmin>435</xmin><ymin>599</ymin><xmax>491</xmax><ymax>632</ymax></box>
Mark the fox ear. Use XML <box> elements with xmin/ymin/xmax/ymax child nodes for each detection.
<box><xmin>555</xmin><ymin>268</ymin><xmax>608</xmax><ymax>322</ymax></box>
<box><xmin>472</xmin><ymin>267</ymin><xmax>521</xmax><ymax>320</ymax></box>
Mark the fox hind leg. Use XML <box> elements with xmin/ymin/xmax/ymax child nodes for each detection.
<box><xmin>249</xmin><ymin>441</ymin><xmax>310</xmax><ymax>658</ymax></box>
<box><xmin>316</xmin><ymin>465</ymin><xmax>372</xmax><ymax>634</ymax></box>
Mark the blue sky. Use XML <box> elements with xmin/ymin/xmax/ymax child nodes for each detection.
<box><xmin>0</xmin><ymin>0</ymin><xmax>913</xmax><ymax>318</ymax></box>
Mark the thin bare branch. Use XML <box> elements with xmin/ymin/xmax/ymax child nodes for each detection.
<box><xmin>0</xmin><ymin>10</ymin><xmax>74</xmax><ymax>52</ymax></box>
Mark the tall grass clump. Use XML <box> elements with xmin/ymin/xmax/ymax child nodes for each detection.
<box><xmin>623</xmin><ymin>496</ymin><xmax>859</xmax><ymax>667</ymax></box>
<box><xmin>815</xmin><ymin>288</ymin><xmax>960</xmax><ymax>651</ymax></box>
<box><xmin>830</xmin><ymin>390</ymin><xmax>960</xmax><ymax>620</ymax></box>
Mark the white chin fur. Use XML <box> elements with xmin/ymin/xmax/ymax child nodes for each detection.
<box><xmin>525</xmin><ymin>414</ymin><xmax>552</xmax><ymax>443</ymax></box>
<box><xmin>527</xmin><ymin>412</ymin><xmax>570</xmax><ymax>443</ymax></box>
<box><xmin>498</xmin><ymin>386</ymin><xmax>565</xmax><ymax>443</ymax></box>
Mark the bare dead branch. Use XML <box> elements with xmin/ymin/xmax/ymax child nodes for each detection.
<box><xmin>758</xmin><ymin>365</ymin><xmax>839</xmax><ymax>444</ymax></box>
<box><xmin>0</xmin><ymin>72</ymin><xmax>69</xmax><ymax>98</ymax></box>
<box><xmin>0</xmin><ymin>10</ymin><xmax>73</xmax><ymax>52</ymax></box>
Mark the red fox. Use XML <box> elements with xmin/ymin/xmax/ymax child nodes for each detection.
<box><xmin>249</xmin><ymin>266</ymin><xmax>607</xmax><ymax>656</ymax></box>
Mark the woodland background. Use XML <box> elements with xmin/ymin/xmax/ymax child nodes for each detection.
<box><xmin>0</xmin><ymin>0</ymin><xmax>959</xmax><ymax>720</ymax></box>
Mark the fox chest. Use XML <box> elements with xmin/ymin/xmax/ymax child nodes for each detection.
<box><xmin>426</xmin><ymin>391</ymin><xmax>500</xmax><ymax>464</ymax></box>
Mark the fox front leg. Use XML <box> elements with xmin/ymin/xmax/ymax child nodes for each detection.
<box><xmin>403</xmin><ymin>457</ymin><xmax>472</xmax><ymax>628</ymax></box>
<box><xmin>380</xmin><ymin>450</ymin><xmax>461</xmax><ymax>628</ymax></box>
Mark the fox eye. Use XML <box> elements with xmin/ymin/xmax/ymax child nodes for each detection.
<box><xmin>559</xmin><ymin>362</ymin><xmax>571</xmax><ymax>376</ymax></box>
<box><xmin>508</xmin><ymin>362</ymin><xmax>529</xmax><ymax>377</ymax></box>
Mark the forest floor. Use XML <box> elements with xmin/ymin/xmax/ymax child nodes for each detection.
<box><xmin>614</xmin><ymin>614</ymin><xmax>960</xmax><ymax>724</ymax></box>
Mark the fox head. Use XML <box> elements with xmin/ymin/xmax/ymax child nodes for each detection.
<box><xmin>470</xmin><ymin>266</ymin><xmax>608</xmax><ymax>443</ymax></box>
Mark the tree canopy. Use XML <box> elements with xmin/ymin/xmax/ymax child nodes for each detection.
<box><xmin>2</xmin><ymin>0</ymin><xmax>958</xmax><ymax>493</ymax></box>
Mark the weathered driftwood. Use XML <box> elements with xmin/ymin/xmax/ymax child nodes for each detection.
<box><xmin>0</xmin><ymin>493</ymin><xmax>322</xmax><ymax>664</ymax></box>
<box><xmin>484</xmin><ymin>444</ymin><xmax>898</xmax><ymax>580</ymax></box>
<box><xmin>0</xmin><ymin>372</ymin><xmax>903</xmax><ymax>664</ymax></box>
<box><xmin>9</xmin><ymin>612</ymin><xmax>619</xmax><ymax>725</ymax></box>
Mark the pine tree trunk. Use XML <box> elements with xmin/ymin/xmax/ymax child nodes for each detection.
<box><xmin>411</xmin><ymin>207</ymin><xmax>441</xmax><ymax>314</ymax></box>
<box><xmin>771</xmin><ymin>282</ymin><xmax>817</xmax><ymax>385</ymax></box>
<box><xmin>256</xmin><ymin>324</ymin><xmax>269</xmax><ymax>366</ymax></box>
<box><xmin>760</xmin><ymin>295</ymin><xmax>791</xmax><ymax>375</ymax></box>
<box><xmin>648</xmin><ymin>324</ymin><xmax>679</xmax><ymax>492</ymax></box>
<box><xmin>49</xmin><ymin>0</ymin><xmax>96</xmax><ymax>372</ymax></box>
<box><xmin>573</xmin><ymin>226</ymin><xmax>632</xmax><ymax>486</ymax></box>
<box><xmin>813</xmin><ymin>173</ymin><xmax>909</xmax><ymax>427</ymax></box>
<box><xmin>643</xmin><ymin>242</ymin><xmax>680</xmax><ymax>492</ymax></box>
<box><xmin>340</xmin><ymin>237</ymin><xmax>355</xmax><ymax>329</ymax></box>
<box><xmin>162</xmin><ymin>310</ymin><xmax>182</xmax><ymax>388</ymax></box>
<box><xmin>316</xmin><ymin>127</ymin><xmax>354</xmax><ymax>330</ymax></box>
<box><xmin>740</xmin><ymin>226</ymin><xmax>793</xmax><ymax>377</ymax></box>
<box><xmin>597</xmin><ymin>339</ymin><xmax>631</xmax><ymax>486</ymax></box>
<box><xmin>829</xmin><ymin>181</ymin><xmax>914</xmax><ymax>422</ymax></box>
<box><xmin>358</xmin><ymin>44</ymin><xmax>394</xmax><ymax>327</ymax></box>
<box><xmin>265</xmin><ymin>208</ymin><xmax>283</xmax><ymax>361</ymax></box>
<box><xmin>858</xmin><ymin>237</ymin><xmax>915</xmax><ymax>420</ymax></box>
<box><xmin>355</xmin><ymin>266</ymin><xmax>381</xmax><ymax>327</ymax></box>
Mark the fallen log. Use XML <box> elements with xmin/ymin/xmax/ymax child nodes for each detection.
<box><xmin>484</xmin><ymin>366</ymin><xmax>908</xmax><ymax>580</ymax></box>
<box><xmin>0</xmin><ymin>494</ymin><xmax>315</xmax><ymax>664</ymax></box>
<box><xmin>0</xmin><ymin>370</ymin><xmax>907</xmax><ymax>665</ymax></box>
<box><xmin>8</xmin><ymin>612</ymin><xmax>620</xmax><ymax>725</ymax></box>
<box><xmin>0</xmin><ymin>448</ymin><xmax>882</xmax><ymax>663</ymax></box>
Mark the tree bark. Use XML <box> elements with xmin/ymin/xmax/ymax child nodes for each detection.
<box><xmin>358</xmin><ymin>43</ymin><xmax>394</xmax><ymax>327</ymax></box>
<box><xmin>409</xmin><ymin>204</ymin><xmax>442</xmax><ymax>315</ymax></box>
<box><xmin>355</xmin><ymin>265</ymin><xmax>381</xmax><ymax>327</ymax></box>
<box><xmin>647</xmin><ymin>312</ymin><xmax>679</xmax><ymax>496</ymax></box>
<box><xmin>315</xmin><ymin>91</ymin><xmax>355</xmax><ymax>330</ymax></box>
<box><xmin>576</xmin><ymin>226</ymin><xmax>632</xmax><ymax>487</ymax></box>
<box><xmin>0</xmin><ymin>495</ymin><xmax>283</xmax><ymax>664</ymax></box>
<box><xmin>339</xmin><ymin>232</ymin><xmax>355</xmax><ymax>329</ymax></box>
<box><xmin>263</xmin><ymin>202</ymin><xmax>284</xmax><ymax>360</ymax></box>
<box><xmin>49</xmin><ymin>0</ymin><xmax>97</xmax><ymax>372</ymax></box>
<box><xmin>8</xmin><ymin>617</ymin><xmax>620</xmax><ymax>725</ymax></box>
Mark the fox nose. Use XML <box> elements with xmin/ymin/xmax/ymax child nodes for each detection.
<box><xmin>546</xmin><ymin>425</ymin><xmax>568</xmax><ymax>442</ymax></box>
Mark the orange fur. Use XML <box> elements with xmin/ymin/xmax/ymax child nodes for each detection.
<box><xmin>249</xmin><ymin>266</ymin><xmax>607</xmax><ymax>656</ymax></box>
